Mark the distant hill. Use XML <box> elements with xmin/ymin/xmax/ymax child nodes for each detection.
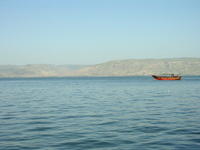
<box><xmin>0</xmin><ymin>58</ymin><xmax>200</xmax><ymax>77</ymax></box>
<box><xmin>0</xmin><ymin>64</ymin><xmax>88</xmax><ymax>77</ymax></box>
<box><xmin>79</xmin><ymin>58</ymin><xmax>200</xmax><ymax>76</ymax></box>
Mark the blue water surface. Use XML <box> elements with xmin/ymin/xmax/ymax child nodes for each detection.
<box><xmin>0</xmin><ymin>76</ymin><xmax>200</xmax><ymax>150</ymax></box>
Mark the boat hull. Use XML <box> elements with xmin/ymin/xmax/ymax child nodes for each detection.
<box><xmin>152</xmin><ymin>75</ymin><xmax>181</xmax><ymax>80</ymax></box>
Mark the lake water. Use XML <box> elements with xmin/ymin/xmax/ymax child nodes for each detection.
<box><xmin>0</xmin><ymin>76</ymin><xmax>200</xmax><ymax>150</ymax></box>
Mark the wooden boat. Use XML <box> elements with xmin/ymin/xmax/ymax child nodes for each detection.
<box><xmin>152</xmin><ymin>74</ymin><xmax>181</xmax><ymax>80</ymax></box>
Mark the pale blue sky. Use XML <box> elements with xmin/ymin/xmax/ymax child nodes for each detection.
<box><xmin>0</xmin><ymin>0</ymin><xmax>200</xmax><ymax>65</ymax></box>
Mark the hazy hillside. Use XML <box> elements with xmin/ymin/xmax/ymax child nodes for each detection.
<box><xmin>0</xmin><ymin>65</ymin><xmax>88</xmax><ymax>77</ymax></box>
<box><xmin>79</xmin><ymin>58</ymin><xmax>200</xmax><ymax>76</ymax></box>
<box><xmin>0</xmin><ymin>58</ymin><xmax>200</xmax><ymax>77</ymax></box>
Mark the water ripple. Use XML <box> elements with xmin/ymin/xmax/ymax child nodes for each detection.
<box><xmin>0</xmin><ymin>77</ymin><xmax>200</xmax><ymax>150</ymax></box>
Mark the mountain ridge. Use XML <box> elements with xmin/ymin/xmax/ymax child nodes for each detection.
<box><xmin>0</xmin><ymin>58</ymin><xmax>200</xmax><ymax>77</ymax></box>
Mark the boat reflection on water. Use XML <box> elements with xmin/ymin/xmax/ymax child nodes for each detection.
<box><xmin>152</xmin><ymin>74</ymin><xmax>181</xmax><ymax>80</ymax></box>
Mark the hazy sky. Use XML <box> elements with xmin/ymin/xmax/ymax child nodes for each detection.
<box><xmin>0</xmin><ymin>0</ymin><xmax>200</xmax><ymax>65</ymax></box>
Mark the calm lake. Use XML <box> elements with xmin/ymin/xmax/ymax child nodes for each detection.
<box><xmin>0</xmin><ymin>76</ymin><xmax>200</xmax><ymax>150</ymax></box>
